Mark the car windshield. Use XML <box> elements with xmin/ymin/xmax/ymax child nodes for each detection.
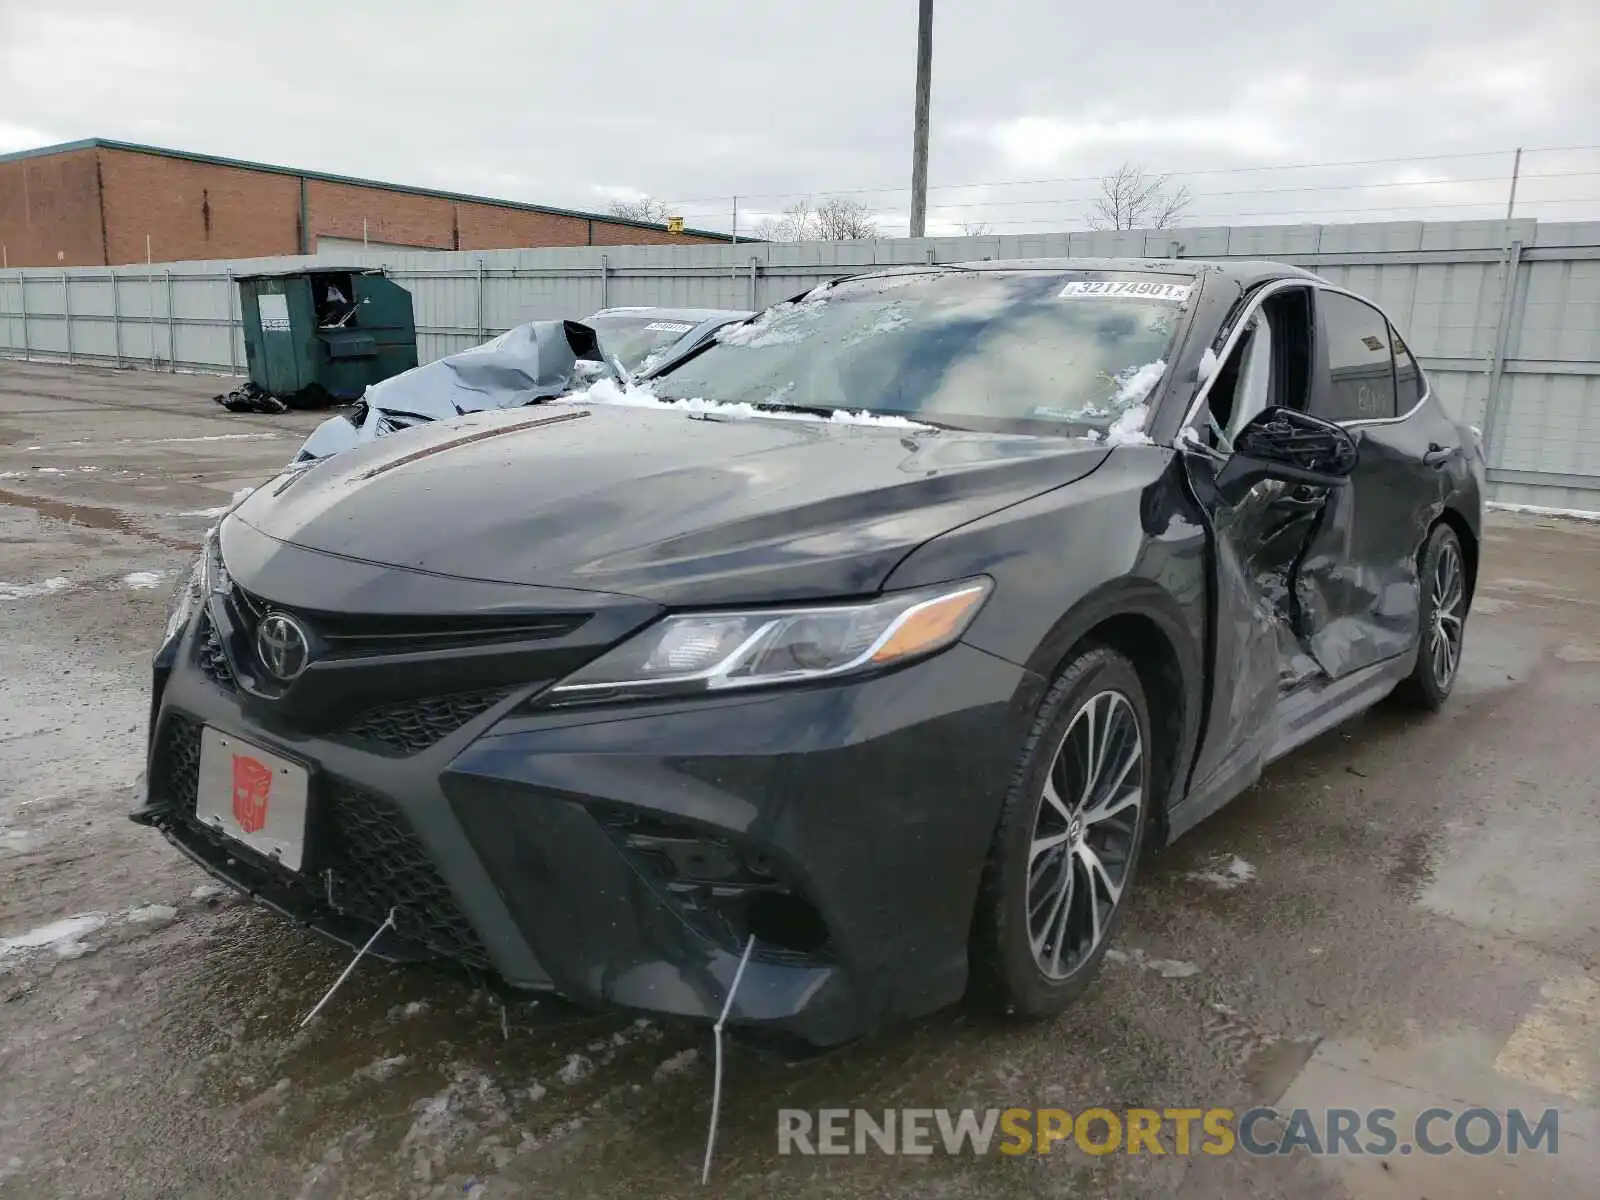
<box><xmin>649</xmin><ymin>270</ymin><xmax>1191</xmax><ymax>435</ymax></box>
<box><xmin>585</xmin><ymin>312</ymin><xmax>702</xmax><ymax>371</ymax></box>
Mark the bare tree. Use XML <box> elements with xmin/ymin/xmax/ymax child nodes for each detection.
<box><xmin>1088</xmin><ymin>163</ymin><xmax>1192</xmax><ymax>231</ymax></box>
<box><xmin>958</xmin><ymin>220</ymin><xmax>993</xmax><ymax>236</ymax></box>
<box><xmin>607</xmin><ymin>196</ymin><xmax>671</xmax><ymax>224</ymax></box>
<box><xmin>752</xmin><ymin>197</ymin><xmax>879</xmax><ymax>241</ymax></box>
<box><xmin>752</xmin><ymin>200</ymin><xmax>818</xmax><ymax>242</ymax></box>
<box><xmin>812</xmin><ymin>197</ymin><xmax>879</xmax><ymax>240</ymax></box>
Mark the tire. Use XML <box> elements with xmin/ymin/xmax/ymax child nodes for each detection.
<box><xmin>1392</xmin><ymin>523</ymin><xmax>1468</xmax><ymax>711</ymax></box>
<box><xmin>970</xmin><ymin>645</ymin><xmax>1152</xmax><ymax>1018</ymax></box>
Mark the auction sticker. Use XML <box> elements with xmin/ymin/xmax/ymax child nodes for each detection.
<box><xmin>645</xmin><ymin>321</ymin><xmax>695</xmax><ymax>333</ymax></box>
<box><xmin>1059</xmin><ymin>280</ymin><xmax>1191</xmax><ymax>303</ymax></box>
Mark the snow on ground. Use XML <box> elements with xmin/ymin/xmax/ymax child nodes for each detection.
<box><xmin>650</xmin><ymin>1048</ymin><xmax>698</xmax><ymax>1083</ymax></box>
<box><xmin>0</xmin><ymin>577</ymin><xmax>71</xmax><ymax>601</ymax></box>
<box><xmin>556</xmin><ymin>1055</ymin><xmax>591</xmax><ymax>1085</ymax></box>
<box><xmin>1489</xmin><ymin>502</ymin><xmax>1600</xmax><ymax>522</ymax></box>
<box><xmin>1183</xmin><ymin>855</ymin><xmax>1258</xmax><ymax>891</ymax></box>
<box><xmin>1</xmin><ymin>904</ymin><xmax>188</xmax><ymax>959</ymax></box>
<box><xmin>1105</xmin><ymin>947</ymin><xmax>1202</xmax><ymax>978</ymax></box>
<box><xmin>567</xmin><ymin>378</ymin><xmax>934</xmax><ymax>430</ymax></box>
<box><xmin>122</xmin><ymin>904</ymin><xmax>178</xmax><ymax>925</ymax></box>
<box><xmin>121</xmin><ymin>571</ymin><xmax>165</xmax><ymax>590</ymax></box>
<box><xmin>0</xmin><ymin>914</ymin><xmax>109</xmax><ymax>958</ymax></box>
<box><xmin>146</xmin><ymin>433</ymin><xmax>280</xmax><ymax>445</ymax></box>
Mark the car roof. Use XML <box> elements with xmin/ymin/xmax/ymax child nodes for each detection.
<box><xmin>905</xmin><ymin>256</ymin><xmax>1321</xmax><ymax>290</ymax></box>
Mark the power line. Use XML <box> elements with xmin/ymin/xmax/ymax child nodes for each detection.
<box><xmin>923</xmin><ymin>195</ymin><xmax>1600</xmax><ymax>231</ymax></box>
<box><xmin>664</xmin><ymin>169</ymin><xmax>1600</xmax><ymax>220</ymax></box>
<box><xmin>660</xmin><ymin>144</ymin><xmax>1600</xmax><ymax>207</ymax></box>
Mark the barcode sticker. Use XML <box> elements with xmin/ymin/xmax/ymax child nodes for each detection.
<box><xmin>1059</xmin><ymin>280</ymin><xmax>1191</xmax><ymax>303</ymax></box>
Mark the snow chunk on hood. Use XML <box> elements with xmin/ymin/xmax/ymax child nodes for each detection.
<box><xmin>565</xmin><ymin>378</ymin><xmax>935</xmax><ymax>430</ymax></box>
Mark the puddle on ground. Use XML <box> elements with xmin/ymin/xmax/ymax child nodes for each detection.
<box><xmin>1384</xmin><ymin>828</ymin><xmax>1441</xmax><ymax>899</ymax></box>
<box><xmin>0</xmin><ymin>488</ymin><xmax>194</xmax><ymax>551</ymax></box>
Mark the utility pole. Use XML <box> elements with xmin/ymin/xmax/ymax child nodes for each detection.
<box><xmin>1504</xmin><ymin>146</ymin><xmax>1523</xmax><ymax>221</ymax></box>
<box><xmin>909</xmin><ymin>0</ymin><xmax>933</xmax><ymax>238</ymax></box>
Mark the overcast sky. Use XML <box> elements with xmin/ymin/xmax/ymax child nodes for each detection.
<box><xmin>4</xmin><ymin>0</ymin><xmax>1599</xmax><ymax>237</ymax></box>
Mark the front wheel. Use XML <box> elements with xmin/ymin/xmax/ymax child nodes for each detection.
<box><xmin>970</xmin><ymin>646</ymin><xmax>1151</xmax><ymax>1018</ymax></box>
<box><xmin>1392</xmin><ymin>523</ymin><xmax>1468</xmax><ymax>710</ymax></box>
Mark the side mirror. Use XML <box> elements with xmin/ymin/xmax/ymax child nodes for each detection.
<box><xmin>1214</xmin><ymin>406</ymin><xmax>1358</xmax><ymax>504</ymax></box>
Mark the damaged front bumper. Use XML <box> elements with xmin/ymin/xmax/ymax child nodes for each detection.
<box><xmin>135</xmin><ymin>621</ymin><xmax>1035</xmax><ymax>1046</ymax></box>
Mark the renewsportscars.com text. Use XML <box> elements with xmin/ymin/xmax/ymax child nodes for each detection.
<box><xmin>777</xmin><ymin>1106</ymin><xmax>1561</xmax><ymax>1158</ymax></box>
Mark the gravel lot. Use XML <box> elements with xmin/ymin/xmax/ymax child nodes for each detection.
<box><xmin>1</xmin><ymin>359</ymin><xmax>1596</xmax><ymax>1199</ymax></box>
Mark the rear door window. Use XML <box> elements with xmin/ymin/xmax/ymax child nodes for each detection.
<box><xmin>1314</xmin><ymin>293</ymin><xmax>1397</xmax><ymax>422</ymax></box>
<box><xmin>1392</xmin><ymin>328</ymin><xmax>1425</xmax><ymax>413</ymax></box>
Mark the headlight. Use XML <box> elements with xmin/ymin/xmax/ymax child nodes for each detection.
<box><xmin>160</xmin><ymin>531</ymin><xmax>232</xmax><ymax>649</ymax></box>
<box><xmin>546</xmin><ymin>578</ymin><xmax>992</xmax><ymax>704</ymax></box>
<box><xmin>162</xmin><ymin>552</ymin><xmax>205</xmax><ymax>647</ymax></box>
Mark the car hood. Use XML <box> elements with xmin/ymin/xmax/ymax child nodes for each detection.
<box><xmin>234</xmin><ymin>403</ymin><xmax>1110</xmax><ymax>605</ymax></box>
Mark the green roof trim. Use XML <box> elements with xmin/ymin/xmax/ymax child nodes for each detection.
<box><xmin>0</xmin><ymin>138</ymin><xmax>737</xmax><ymax>242</ymax></box>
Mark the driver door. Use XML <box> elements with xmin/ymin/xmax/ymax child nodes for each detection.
<box><xmin>1177</xmin><ymin>283</ymin><xmax>1335</xmax><ymax>798</ymax></box>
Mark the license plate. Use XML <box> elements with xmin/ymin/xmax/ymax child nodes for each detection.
<box><xmin>195</xmin><ymin>727</ymin><xmax>310</xmax><ymax>871</ymax></box>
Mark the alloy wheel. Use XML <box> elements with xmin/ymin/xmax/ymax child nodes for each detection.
<box><xmin>1026</xmin><ymin>689</ymin><xmax>1146</xmax><ymax>980</ymax></box>
<box><xmin>1428</xmin><ymin>539</ymin><xmax>1466</xmax><ymax>690</ymax></box>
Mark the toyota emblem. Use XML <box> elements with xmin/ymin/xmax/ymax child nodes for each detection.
<box><xmin>256</xmin><ymin>612</ymin><xmax>311</xmax><ymax>682</ymax></box>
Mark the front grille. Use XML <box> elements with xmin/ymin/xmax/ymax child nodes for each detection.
<box><xmin>229</xmin><ymin>584</ymin><xmax>589</xmax><ymax>658</ymax></box>
<box><xmin>341</xmin><ymin>688</ymin><xmax>515</xmax><ymax>756</ymax></box>
<box><xmin>149</xmin><ymin>714</ymin><xmax>491</xmax><ymax>970</ymax></box>
<box><xmin>321</xmin><ymin>784</ymin><xmax>491</xmax><ymax>968</ymax></box>
<box><xmin>196</xmin><ymin>614</ymin><xmax>236</xmax><ymax>692</ymax></box>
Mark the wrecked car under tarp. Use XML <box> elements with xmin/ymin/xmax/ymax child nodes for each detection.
<box><xmin>293</xmin><ymin>319</ymin><xmax>616</xmax><ymax>463</ymax></box>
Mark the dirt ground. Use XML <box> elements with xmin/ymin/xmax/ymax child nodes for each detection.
<box><xmin>1</xmin><ymin>359</ymin><xmax>1596</xmax><ymax>1199</ymax></box>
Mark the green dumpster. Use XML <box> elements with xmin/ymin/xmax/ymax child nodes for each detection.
<box><xmin>236</xmin><ymin>268</ymin><xmax>417</xmax><ymax>407</ymax></box>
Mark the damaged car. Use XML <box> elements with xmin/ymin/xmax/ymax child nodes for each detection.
<box><xmin>293</xmin><ymin>306</ymin><xmax>751</xmax><ymax>462</ymax></box>
<box><xmin>136</xmin><ymin>259</ymin><xmax>1484</xmax><ymax>1047</ymax></box>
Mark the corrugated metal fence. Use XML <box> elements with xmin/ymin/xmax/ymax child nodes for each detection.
<box><xmin>3</xmin><ymin>218</ymin><xmax>1598</xmax><ymax>509</ymax></box>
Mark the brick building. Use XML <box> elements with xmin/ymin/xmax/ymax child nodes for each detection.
<box><xmin>0</xmin><ymin>139</ymin><xmax>729</xmax><ymax>268</ymax></box>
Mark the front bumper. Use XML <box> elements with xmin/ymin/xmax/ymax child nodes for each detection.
<box><xmin>138</xmin><ymin>610</ymin><xmax>1037</xmax><ymax>1046</ymax></box>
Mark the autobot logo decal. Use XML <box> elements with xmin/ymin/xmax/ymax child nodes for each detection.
<box><xmin>231</xmin><ymin>754</ymin><xmax>273</xmax><ymax>834</ymax></box>
<box><xmin>256</xmin><ymin>612</ymin><xmax>311</xmax><ymax>681</ymax></box>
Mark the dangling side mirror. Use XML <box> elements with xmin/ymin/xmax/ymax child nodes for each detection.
<box><xmin>1214</xmin><ymin>406</ymin><xmax>1359</xmax><ymax>504</ymax></box>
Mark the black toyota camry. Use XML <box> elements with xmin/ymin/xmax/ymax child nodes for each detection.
<box><xmin>136</xmin><ymin>258</ymin><xmax>1484</xmax><ymax>1046</ymax></box>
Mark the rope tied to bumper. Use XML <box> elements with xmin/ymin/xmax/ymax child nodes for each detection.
<box><xmin>701</xmin><ymin>935</ymin><xmax>758</xmax><ymax>1186</ymax></box>
<box><xmin>298</xmin><ymin>907</ymin><xmax>397</xmax><ymax>1029</ymax></box>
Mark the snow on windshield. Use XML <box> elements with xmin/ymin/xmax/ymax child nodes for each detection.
<box><xmin>563</xmin><ymin>377</ymin><xmax>936</xmax><ymax>429</ymax></box>
<box><xmin>1094</xmin><ymin>359</ymin><xmax>1166</xmax><ymax>446</ymax></box>
<box><xmin>714</xmin><ymin>297</ymin><xmax>830</xmax><ymax>349</ymax></box>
